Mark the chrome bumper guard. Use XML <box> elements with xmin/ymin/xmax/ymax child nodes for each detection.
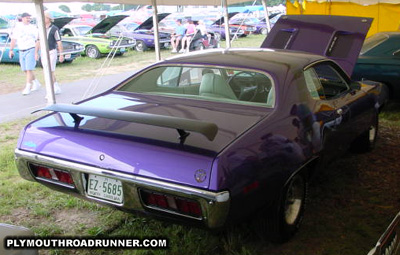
<box><xmin>15</xmin><ymin>149</ymin><xmax>230</xmax><ymax>229</ymax></box>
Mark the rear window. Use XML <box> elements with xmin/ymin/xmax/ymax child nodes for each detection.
<box><xmin>117</xmin><ymin>65</ymin><xmax>275</xmax><ymax>107</ymax></box>
<box><xmin>361</xmin><ymin>33</ymin><xmax>388</xmax><ymax>55</ymax></box>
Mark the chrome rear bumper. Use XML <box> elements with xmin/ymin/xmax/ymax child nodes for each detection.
<box><xmin>15</xmin><ymin>149</ymin><xmax>230</xmax><ymax>229</ymax></box>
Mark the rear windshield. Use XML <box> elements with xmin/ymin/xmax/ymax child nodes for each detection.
<box><xmin>117</xmin><ymin>65</ymin><xmax>275</xmax><ymax>107</ymax></box>
<box><xmin>361</xmin><ymin>33</ymin><xmax>388</xmax><ymax>54</ymax></box>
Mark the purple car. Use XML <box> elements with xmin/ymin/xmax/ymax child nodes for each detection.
<box><xmin>208</xmin><ymin>12</ymin><xmax>245</xmax><ymax>40</ymax></box>
<box><xmin>15</xmin><ymin>15</ymin><xmax>381</xmax><ymax>242</ymax></box>
<box><xmin>111</xmin><ymin>13</ymin><xmax>171</xmax><ymax>52</ymax></box>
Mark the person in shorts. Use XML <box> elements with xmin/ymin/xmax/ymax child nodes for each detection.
<box><xmin>35</xmin><ymin>11</ymin><xmax>64</xmax><ymax>96</ymax></box>
<box><xmin>9</xmin><ymin>12</ymin><xmax>41</xmax><ymax>95</ymax></box>
<box><xmin>180</xmin><ymin>20</ymin><xmax>196</xmax><ymax>53</ymax></box>
<box><xmin>170</xmin><ymin>19</ymin><xmax>185</xmax><ymax>53</ymax></box>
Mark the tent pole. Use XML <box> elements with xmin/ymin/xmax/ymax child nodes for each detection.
<box><xmin>222</xmin><ymin>0</ymin><xmax>231</xmax><ymax>48</ymax></box>
<box><xmin>261</xmin><ymin>0</ymin><xmax>271</xmax><ymax>33</ymax></box>
<box><xmin>34</xmin><ymin>0</ymin><xmax>55</xmax><ymax>105</ymax></box>
<box><xmin>151</xmin><ymin>0</ymin><xmax>161</xmax><ymax>61</ymax></box>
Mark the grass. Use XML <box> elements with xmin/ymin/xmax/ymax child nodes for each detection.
<box><xmin>0</xmin><ymin>35</ymin><xmax>399</xmax><ymax>255</ymax></box>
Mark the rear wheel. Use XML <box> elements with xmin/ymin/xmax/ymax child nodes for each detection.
<box><xmin>86</xmin><ymin>45</ymin><xmax>101</xmax><ymax>59</ymax></box>
<box><xmin>351</xmin><ymin>114</ymin><xmax>378</xmax><ymax>153</ymax></box>
<box><xmin>135</xmin><ymin>40</ymin><xmax>148</xmax><ymax>52</ymax></box>
<box><xmin>263</xmin><ymin>172</ymin><xmax>308</xmax><ymax>243</ymax></box>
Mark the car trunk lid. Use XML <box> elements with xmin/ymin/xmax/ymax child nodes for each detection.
<box><xmin>261</xmin><ymin>15</ymin><xmax>372</xmax><ymax>76</ymax></box>
<box><xmin>18</xmin><ymin>93</ymin><xmax>270</xmax><ymax>189</ymax></box>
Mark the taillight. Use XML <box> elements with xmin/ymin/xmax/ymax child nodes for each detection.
<box><xmin>141</xmin><ymin>190</ymin><xmax>202</xmax><ymax>218</ymax></box>
<box><xmin>30</xmin><ymin>164</ymin><xmax>74</xmax><ymax>186</ymax></box>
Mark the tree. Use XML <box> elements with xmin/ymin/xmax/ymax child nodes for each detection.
<box><xmin>81</xmin><ymin>4</ymin><xmax>92</xmax><ymax>12</ymax></box>
<box><xmin>59</xmin><ymin>5</ymin><xmax>71</xmax><ymax>13</ymax></box>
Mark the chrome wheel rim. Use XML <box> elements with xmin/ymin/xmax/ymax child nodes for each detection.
<box><xmin>369</xmin><ymin>125</ymin><xmax>376</xmax><ymax>143</ymax></box>
<box><xmin>284</xmin><ymin>175</ymin><xmax>305</xmax><ymax>225</ymax></box>
<box><xmin>87</xmin><ymin>47</ymin><xmax>97</xmax><ymax>58</ymax></box>
<box><xmin>136</xmin><ymin>41</ymin><xmax>144</xmax><ymax>52</ymax></box>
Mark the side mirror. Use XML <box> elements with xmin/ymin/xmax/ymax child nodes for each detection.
<box><xmin>350</xmin><ymin>81</ymin><xmax>361</xmax><ymax>91</ymax></box>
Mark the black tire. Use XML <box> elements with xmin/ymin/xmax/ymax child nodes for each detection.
<box><xmin>379</xmin><ymin>84</ymin><xmax>390</xmax><ymax>111</ymax></box>
<box><xmin>135</xmin><ymin>40</ymin><xmax>148</xmax><ymax>52</ymax></box>
<box><xmin>86</xmin><ymin>45</ymin><xmax>101</xmax><ymax>59</ymax></box>
<box><xmin>195</xmin><ymin>43</ymin><xmax>205</xmax><ymax>51</ymax></box>
<box><xmin>351</xmin><ymin>114</ymin><xmax>378</xmax><ymax>153</ymax></box>
<box><xmin>264</xmin><ymin>172</ymin><xmax>308</xmax><ymax>243</ymax></box>
<box><xmin>261</xmin><ymin>28</ymin><xmax>268</xmax><ymax>35</ymax></box>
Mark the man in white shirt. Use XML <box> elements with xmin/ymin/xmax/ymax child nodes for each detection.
<box><xmin>9</xmin><ymin>12</ymin><xmax>41</xmax><ymax>95</ymax></box>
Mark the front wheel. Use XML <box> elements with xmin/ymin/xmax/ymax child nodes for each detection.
<box><xmin>261</xmin><ymin>28</ymin><xmax>268</xmax><ymax>35</ymax></box>
<box><xmin>214</xmin><ymin>32</ymin><xmax>222</xmax><ymax>41</ymax></box>
<box><xmin>135</xmin><ymin>40</ymin><xmax>148</xmax><ymax>52</ymax></box>
<box><xmin>86</xmin><ymin>45</ymin><xmax>101</xmax><ymax>59</ymax></box>
<box><xmin>263</xmin><ymin>172</ymin><xmax>308</xmax><ymax>243</ymax></box>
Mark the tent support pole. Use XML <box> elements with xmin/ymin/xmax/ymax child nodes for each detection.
<box><xmin>261</xmin><ymin>0</ymin><xmax>271</xmax><ymax>33</ymax></box>
<box><xmin>34</xmin><ymin>0</ymin><xmax>55</xmax><ymax>105</ymax></box>
<box><xmin>151</xmin><ymin>0</ymin><xmax>161</xmax><ymax>61</ymax></box>
<box><xmin>222</xmin><ymin>0</ymin><xmax>231</xmax><ymax>48</ymax></box>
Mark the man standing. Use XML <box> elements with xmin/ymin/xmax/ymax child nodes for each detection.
<box><xmin>9</xmin><ymin>12</ymin><xmax>41</xmax><ymax>95</ymax></box>
<box><xmin>35</xmin><ymin>11</ymin><xmax>63</xmax><ymax>95</ymax></box>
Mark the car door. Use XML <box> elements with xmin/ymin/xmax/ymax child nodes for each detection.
<box><xmin>304</xmin><ymin>61</ymin><xmax>370</xmax><ymax>160</ymax></box>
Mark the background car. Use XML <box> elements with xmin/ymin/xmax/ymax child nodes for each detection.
<box><xmin>207</xmin><ymin>12</ymin><xmax>245</xmax><ymax>40</ymax></box>
<box><xmin>15</xmin><ymin>15</ymin><xmax>380</xmax><ymax>243</ymax></box>
<box><xmin>110</xmin><ymin>13</ymin><xmax>171</xmax><ymax>52</ymax></box>
<box><xmin>228</xmin><ymin>17</ymin><xmax>257</xmax><ymax>35</ymax></box>
<box><xmin>60</xmin><ymin>15</ymin><xmax>136</xmax><ymax>59</ymax></box>
<box><xmin>352</xmin><ymin>32</ymin><xmax>400</xmax><ymax>101</ymax></box>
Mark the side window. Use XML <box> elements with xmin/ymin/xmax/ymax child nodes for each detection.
<box><xmin>303</xmin><ymin>69</ymin><xmax>325</xmax><ymax>100</ymax></box>
<box><xmin>0</xmin><ymin>33</ymin><xmax>8</xmax><ymax>43</ymax></box>
<box><xmin>311</xmin><ymin>63</ymin><xmax>350</xmax><ymax>99</ymax></box>
<box><xmin>157</xmin><ymin>67</ymin><xmax>181</xmax><ymax>87</ymax></box>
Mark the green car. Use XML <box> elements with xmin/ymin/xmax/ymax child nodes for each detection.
<box><xmin>60</xmin><ymin>15</ymin><xmax>136</xmax><ymax>59</ymax></box>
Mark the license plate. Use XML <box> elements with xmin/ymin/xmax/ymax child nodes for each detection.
<box><xmin>87</xmin><ymin>174</ymin><xmax>123</xmax><ymax>203</ymax></box>
<box><xmin>120</xmin><ymin>47</ymin><xmax>126</xmax><ymax>52</ymax></box>
<box><xmin>164</xmin><ymin>42</ymin><xmax>169</xmax><ymax>47</ymax></box>
<box><xmin>64</xmin><ymin>54</ymin><xmax>71</xmax><ymax>59</ymax></box>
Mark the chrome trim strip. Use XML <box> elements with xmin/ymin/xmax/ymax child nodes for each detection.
<box><xmin>15</xmin><ymin>149</ymin><xmax>230</xmax><ymax>228</ymax></box>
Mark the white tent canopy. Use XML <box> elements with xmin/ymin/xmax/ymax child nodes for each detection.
<box><xmin>0</xmin><ymin>0</ymin><xmax>250</xmax><ymax>5</ymax></box>
<box><xmin>1</xmin><ymin>0</ymin><xmax>269</xmax><ymax>105</ymax></box>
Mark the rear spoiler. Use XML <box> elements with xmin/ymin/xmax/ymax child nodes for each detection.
<box><xmin>35</xmin><ymin>104</ymin><xmax>218</xmax><ymax>143</ymax></box>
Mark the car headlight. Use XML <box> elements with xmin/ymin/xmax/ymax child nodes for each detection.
<box><xmin>129</xmin><ymin>39</ymin><xmax>135</xmax><ymax>44</ymax></box>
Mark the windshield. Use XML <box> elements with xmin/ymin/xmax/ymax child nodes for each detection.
<box><xmin>117</xmin><ymin>65</ymin><xmax>275</xmax><ymax>107</ymax></box>
<box><xmin>361</xmin><ymin>33</ymin><xmax>388</xmax><ymax>55</ymax></box>
<box><xmin>75</xmin><ymin>26</ymin><xmax>92</xmax><ymax>35</ymax></box>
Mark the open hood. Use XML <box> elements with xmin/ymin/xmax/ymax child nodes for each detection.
<box><xmin>135</xmin><ymin>13</ymin><xmax>170</xmax><ymax>31</ymax></box>
<box><xmin>261</xmin><ymin>15</ymin><xmax>372</xmax><ymax>76</ymax></box>
<box><xmin>53</xmin><ymin>17</ymin><xmax>74</xmax><ymax>30</ymax></box>
<box><xmin>88</xmin><ymin>15</ymin><xmax>128</xmax><ymax>34</ymax></box>
<box><xmin>212</xmin><ymin>12</ymin><xmax>238</xmax><ymax>26</ymax></box>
